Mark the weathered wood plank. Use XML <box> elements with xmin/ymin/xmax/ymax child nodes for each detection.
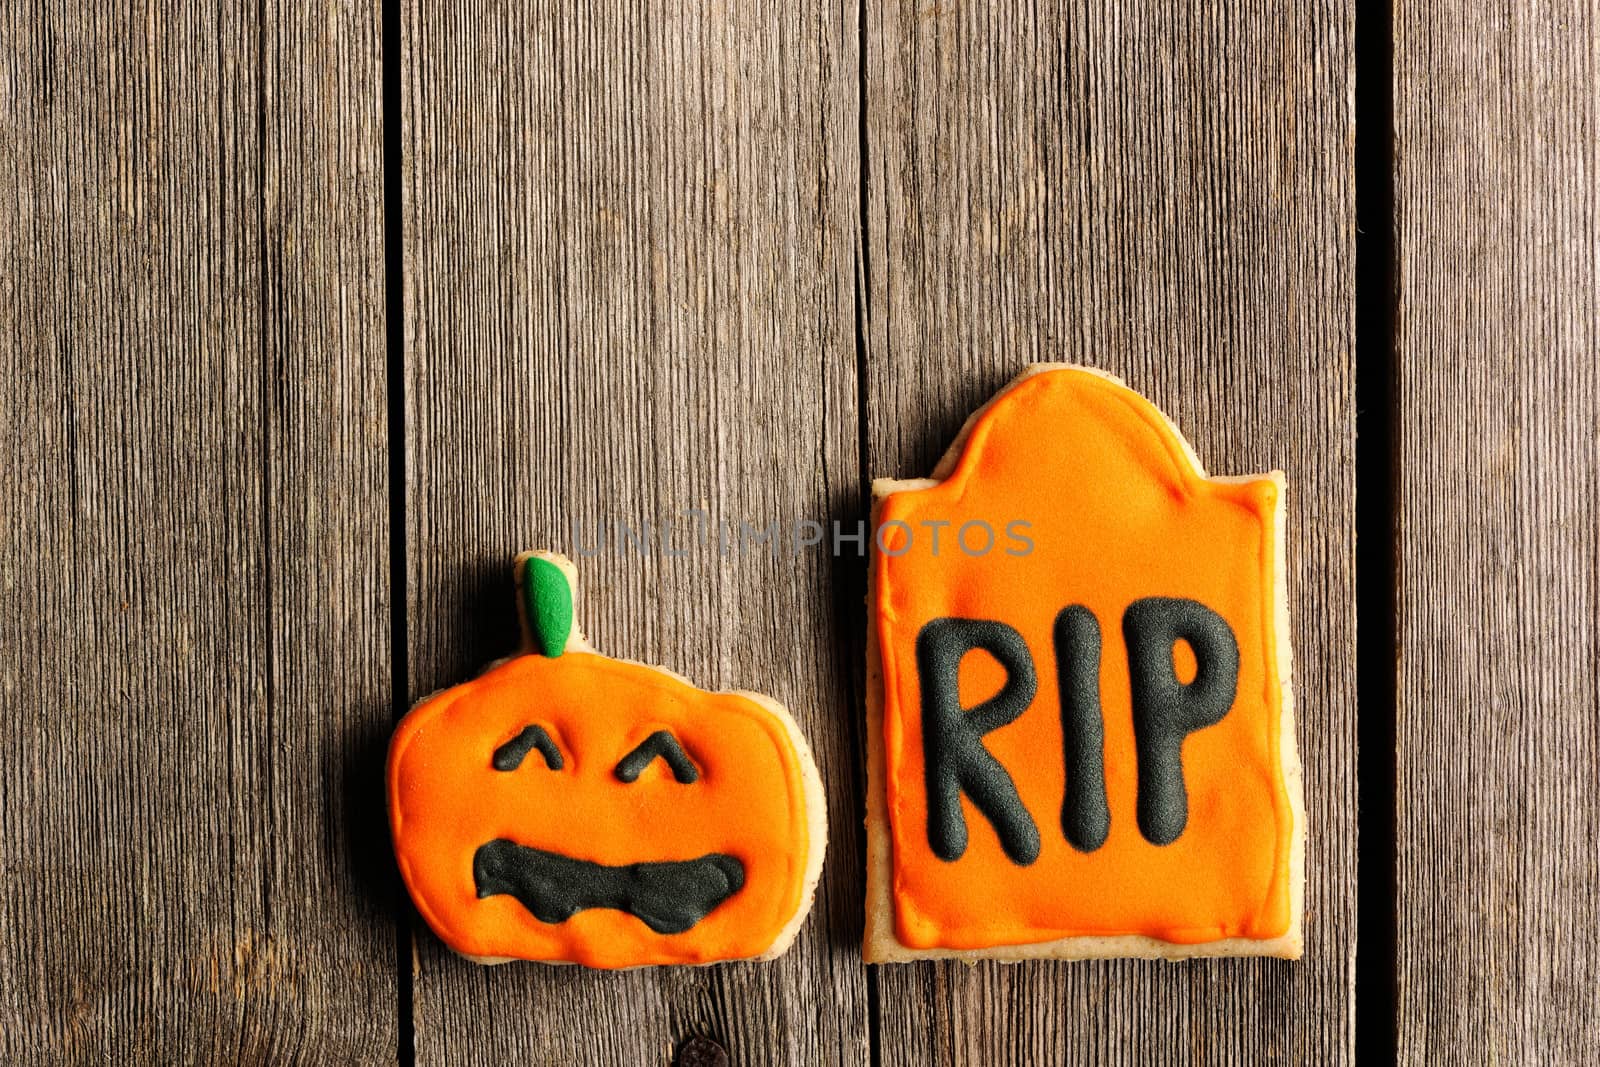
<box><xmin>1394</xmin><ymin>5</ymin><xmax>1600</xmax><ymax>1063</ymax></box>
<box><xmin>399</xmin><ymin>3</ymin><xmax>865</xmax><ymax>1064</ymax></box>
<box><xmin>0</xmin><ymin>4</ymin><xmax>392</xmax><ymax>1062</ymax></box>
<box><xmin>862</xmin><ymin>1</ymin><xmax>1355</xmax><ymax>1061</ymax></box>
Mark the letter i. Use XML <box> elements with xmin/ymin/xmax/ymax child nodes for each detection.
<box><xmin>1054</xmin><ymin>606</ymin><xmax>1110</xmax><ymax>852</ymax></box>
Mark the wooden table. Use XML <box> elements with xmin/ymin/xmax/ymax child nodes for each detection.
<box><xmin>2</xmin><ymin>2</ymin><xmax>1594</xmax><ymax>1063</ymax></box>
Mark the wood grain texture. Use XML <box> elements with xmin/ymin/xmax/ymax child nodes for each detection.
<box><xmin>1394</xmin><ymin>4</ymin><xmax>1600</xmax><ymax>1063</ymax></box>
<box><xmin>399</xmin><ymin>2</ymin><xmax>865</xmax><ymax>1063</ymax></box>
<box><xmin>0</xmin><ymin>3</ymin><xmax>392</xmax><ymax>1062</ymax></box>
<box><xmin>863</xmin><ymin>1</ymin><xmax>1355</xmax><ymax>1062</ymax></box>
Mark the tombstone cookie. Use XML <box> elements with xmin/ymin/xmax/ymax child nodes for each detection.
<box><xmin>863</xmin><ymin>365</ymin><xmax>1303</xmax><ymax>961</ymax></box>
<box><xmin>389</xmin><ymin>553</ymin><xmax>827</xmax><ymax>968</ymax></box>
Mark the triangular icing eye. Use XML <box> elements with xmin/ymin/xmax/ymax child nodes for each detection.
<box><xmin>614</xmin><ymin>730</ymin><xmax>699</xmax><ymax>784</ymax></box>
<box><xmin>493</xmin><ymin>725</ymin><xmax>564</xmax><ymax>771</ymax></box>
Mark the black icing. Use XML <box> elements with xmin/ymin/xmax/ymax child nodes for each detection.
<box><xmin>615</xmin><ymin>730</ymin><xmax>699</xmax><ymax>784</ymax></box>
<box><xmin>472</xmin><ymin>838</ymin><xmax>744</xmax><ymax>934</ymax></box>
<box><xmin>493</xmin><ymin>725</ymin><xmax>563</xmax><ymax>771</ymax></box>
<box><xmin>1054</xmin><ymin>606</ymin><xmax>1111</xmax><ymax>852</ymax></box>
<box><xmin>916</xmin><ymin>618</ymin><xmax>1041</xmax><ymax>866</ymax></box>
<box><xmin>1122</xmin><ymin>597</ymin><xmax>1240</xmax><ymax>846</ymax></box>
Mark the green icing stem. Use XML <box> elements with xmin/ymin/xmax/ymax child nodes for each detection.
<box><xmin>522</xmin><ymin>557</ymin><xmax>574</xmax><ymax>657</ymax></box>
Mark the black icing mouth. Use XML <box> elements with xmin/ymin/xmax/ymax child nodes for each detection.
<box><xmin>472</xmin><ymin>838</ymin><xmax>746</xmax><ymax>935</ymax></box>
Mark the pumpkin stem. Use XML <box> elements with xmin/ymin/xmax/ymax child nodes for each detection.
<box><xmin>518</xmin><ymin>553</ymin><xmax>575</xmax><ymax>657</ymax></box>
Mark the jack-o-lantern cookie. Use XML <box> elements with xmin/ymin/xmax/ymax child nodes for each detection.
<box><xmin>864</xmin><ymin>365</ymin><xmax>1304</xmax><ymax>961</ymax></box>
<box><xmin>389</xmin><ymin>553</ymin><xmax>827</xmax><ymax>969</ymax></box>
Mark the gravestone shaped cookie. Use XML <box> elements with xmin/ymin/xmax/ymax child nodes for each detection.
<box><xmin>864</xmin><ymin>366</ymin><xmax>1303</xmax><ymax>961</ymax></box>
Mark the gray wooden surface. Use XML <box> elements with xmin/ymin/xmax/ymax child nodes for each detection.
<box><xmin>3</xmin><ymin>0</ymin><xmax>1598</xmax><ymax>1063</ymax></box>
<box><xmin>1394</xmin><ymin>3</ymin><xmax>1600</xmax><ymax>1063</ymax></box>
<box><xmin>0</xmin><ymin>2</ymin><xmax>392</xmax><ymax>1062</ymax></box>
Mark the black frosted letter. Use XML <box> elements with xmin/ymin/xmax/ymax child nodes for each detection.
<box><xmin>1054</xmin><ymin>606</ymin><xmax>1111</xmax><ymax>852</ymax></box>
<box><xmin>1123</xmin><ymin>597</ymin><xmax>1240</xmax><ymax>846</ymax></box>
<box><xmin>916</xmin><ymin>619</ymin><xmax>1041</xmax><ymax>865</ymax></box>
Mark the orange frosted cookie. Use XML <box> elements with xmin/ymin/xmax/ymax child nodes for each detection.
<box><xmin>863</xmin><ymin>366</ymin><xmax>1303</xmax><ymax>961</ymax></box>
<box><xmin>389</xmin><ymin>552</ymin><xmax>826</xmax><ymax>969</ymax></box>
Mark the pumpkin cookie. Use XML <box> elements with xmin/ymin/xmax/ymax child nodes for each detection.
<box><xmin>389</xmin><ymin>553</ymin><xmax>827</xmax><ymax>968</ymax></box>
<box><xmin>864</xmin><ymin>365</ymin><xmax>1303</xmax><ymax>961</ymax></box>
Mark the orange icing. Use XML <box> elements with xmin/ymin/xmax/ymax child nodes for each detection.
<box><xmin>388</xmin><ymin>653</ymin><xmax>811</xmax><ymax>968</ymax></box>
<box><xmin>875</xmin><ymin>368</ymin><xmax>1294</xmax><ymax>950</ymax></box>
